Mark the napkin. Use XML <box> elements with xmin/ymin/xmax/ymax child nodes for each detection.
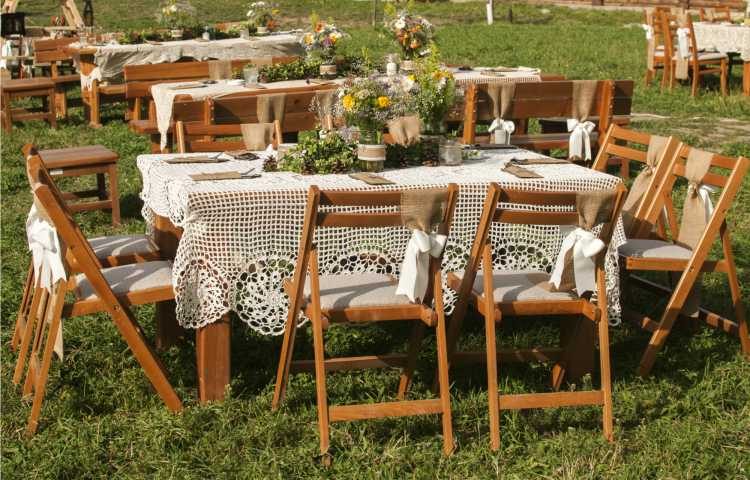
<box><xmin>502</xmin><ymin>164</ymin><xmax>543</xmax><ymax>178</ymax></box>
<box><xmin>348</xmin><ymin>172</ymin><xmax>395</xmax><ymax>185</ymax></box>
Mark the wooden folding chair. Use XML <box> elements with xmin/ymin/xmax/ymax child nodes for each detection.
<box><xmin>12</xmin><ymin>149</ymin><xmax>162</xmax><ymax>385</ymax></box>
<box><xmin>174</xmin><ymin>119</ymin><xmax>281</xmax><ymax>153</ymax></box>
<box><xmin>592</xmin><ymin>124</ymin><xmax>681</xmax><ymax>237</ymax></box>
<box><xmin>619</xmin><ymin>145</ymin><xmax>750</xmax><ymax>376</ymax></box>
<box><xmin>272</xmin><ymin>185</ymin><xmax>459</xmax><ymax>459</ymax></box>
<box><xmin>20</xmin><ymin>152</ymin><xmax>182</xmax><ymax>435</ymax></box>
<box><xmin>444</xmin><ymin>183</ymin><xmax>626</xmax><ymax>450</ymax></box>
<box><xmin>699</xmin><ymin>7</ymin><xmax>732</xmax><ymax>22</ymax></box>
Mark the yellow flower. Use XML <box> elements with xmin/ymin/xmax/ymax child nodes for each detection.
<box><xmin>342</xmin><ymin>94</ymin><xmax>355</xmax><ymax>112</ymax></box>
<box><xmin>303</xmin><ymin>33</ymin><xmax>313</xmax><ymax>45</ymax></box>
<box><xmin>407</xmin><ymin>74</ymin><xmax>415</xmax><ymax>82</ymax></box>
<box><xmin>376</xmin><ymin>96</ymin><xmax>390</xmax><ymax>108</ymax></box>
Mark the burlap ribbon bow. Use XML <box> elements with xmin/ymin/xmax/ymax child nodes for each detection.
<box><xmin>549</xmin><ymin>189</ymin><xmax>615</xmax><ymax>295</ymax></box>
<box><xmin>387</xmin><ymin>115</ymin><xmax>422</xmax><ymax>147</ymax></box>
<box><xmin>674</xmin><ymin>13</ymin><xmax>692</xmax><ymax>80</ymax></box>
<box><xmin>241</xmin><ymin>122</ymin><xmax>275</xmax><ymax>150</ymax></box>
<box><xmin>208</xmin><ymin>60</ymin><xmax>233</xmax><ymax>80</ymax></box>
<box><xmin>396</xmin><ymin>188</ymin><xmax>448</xmax><ymax>303</ymax></box>
<box><xmin>314</xmin><ymin>90</ymin><xmax>336</xmax><ymax>132</ymax></box>
<box><xmin>567</xmin><ymin>80</ymin><xmax>598</xmax><ymax>162</ymax></box>
<box><xmin>26</xmin><ymin>202</ymin><xmax>67</xmax><ymax>359</ymax></box>
<box><xmin>621</xmin><ymin>135</ymin><xmax>669</xmax><ymax>233</ymax></box>
<box><xmin>486</xmin><ymin>83</ymin><xmax>516</xmax><ymax>145</ymax></box>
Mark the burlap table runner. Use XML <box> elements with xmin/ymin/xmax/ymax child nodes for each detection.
<box><xmin>241</xmin><ymin>122</ymin><xmax>275</xmax><ymax>150</ymax></box>
<box><xmin>387</xmin><ymin>115</ymin><xmax>422</xmax><ymax>147</ymax></box>
<box><xmin>314</xmin><ymin>90</ymin><xmax>336</xmax><ymax>131</ymax></box>
<box><xmin>256</xmin><ymin>93</ymin><xmax>286</xmax><ymax>124</ymax></box>
<box><xmin>208</xmin><ymin>60</ymin><xmax>233</xmax><ymax>80</ymax></box>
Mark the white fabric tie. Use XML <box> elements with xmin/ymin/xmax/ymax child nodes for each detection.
<box><xmin>689</xmin><ymin>183</ymin><xmax>716</xmax><ymax>221</ymax></box>
<box><xmin>566</xmin><ymin>119</ymin><xmax>595</xmax><ymax>161</ymax></box>
<box><xmin>489</xmin><ymin>118</ymin><xmax>515</xmax><ymax>145</ymax></box>
<box><xmin>677</xmin><ymin>28</ymin><xmax>691</xmax><ymax>58</ymax></box>
<box><xmin>642</xmin><ymin>24</ymin><xmax>654</xmax><ymax>40</ymax></box>
<box><xmin>396</xmin><ymin>230</ymin><xmax>447</xmax><ymax>303</ymax></box>
<box><xmin>0</xmin><ymin>41</ymin><xmax>13</xmax><ymax>69</ymax></box>
<box><xmin>80</xmin><ymin>66</ymin><xmax>103</xmax><ymax>90</ymax></box>
<box><xmin>27</xmin><ymin>205</ymin><xmax>67</xmax><ymax>292</ymax></box>
<box><xmin>549</xmin><ymin>227</ymin><xmax>605</xmax><ymax>295</ymax></box>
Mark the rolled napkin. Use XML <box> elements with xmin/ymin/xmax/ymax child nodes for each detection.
<box><xmin>387</xmin><ymin>115</ymin><xmax>422</xmax><ymax>147</ymax></box>
<box><xmin>256</xmin><ymin>93</ymin><xmax>287</xmax><ymax>124</ymax></box>
<box><xmin>549</xmin><ymin>189</ymin><xmax>616</xmax><ymax>295</ymax></box>
<box><xmin>209</xmin><ymin>60</ymin><xmax>233</xmax><ymax>81</ymax></box>
<box><xmin>396</xmin><ymin>188</ymin><xmax>449</xmax><ymax>303</ymax></box>
<box><xmin>486</xmin><ymin>83</ymin><xmax>516</xmax><ymax>145</ymax></box>
<box><xmin>241</xmin><ymin>122</ymin><xmax>276</xmax><ymax>151</ymax></box>
<box><xmin>567</xmin><ymin>80</ymin><xmax>598</xmax><ymax>162</ymax></box>
<box><xmin>621</xmin><ymin>134</ymin><xmax>668</xmax><ymax>233</ymax></box>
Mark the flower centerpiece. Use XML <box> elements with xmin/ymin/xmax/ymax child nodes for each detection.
<box><xmin>334</xmin><ymin>76</ymin><xmax>406</xmax><ymax>171</ymax></box>
<box><xmin>301</xmin><ymin>20</ymin><xmax>346</xmax><ymax>77</ymax></box>
<box><xmin>246</xmin><ymin>2</ymin><xmax>279</xmax><ymax>35</ymax></box>
<box><xmin>384</xmin><ymin>8</ymin><xmax>434</xmax><ymax>71</ymax></box>
<box><xmin>158</xmin><ymin>0</ymin><xmax>197</xmax><ymax>39</ymax></box>
<box><xmin>402</xmin><ymin>53</ymin><xmax>456</xmax><ymax>135</ymax></box>
<box><xmin>268</xmin><ymin>131</ymin><xmax>357</xmax><ymax>175</ymax></box>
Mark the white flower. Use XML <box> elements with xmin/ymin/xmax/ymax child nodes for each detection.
<box><xmin>401</xmin><ymin>76</ymin><xmax>415</xmax><ymax>92</ymax></box>
<box><xmin>394</xmin><ymin>19</ymin><xmax>406</xmax><ymax>29</ymax></box>
<box><xmin>169</xmin><ymin>4</ymin><xmax>178</xmax><ymax>12</ymax></box>
<box><xmin>247</xmin><ymin>9</ymin><xmax>253</xmax><ymax>17</ymax></box>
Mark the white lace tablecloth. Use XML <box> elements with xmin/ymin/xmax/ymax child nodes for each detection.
<box><xmin>72</xmin><ymin>34</ymin><xmax>303</xmax><ymax>83</ymax></box>
<box><xmin>151</xmin><ymin>78</ymin><xmax>344</xmax><ymax>150</ymax></box>
<box><xmin>693</xmin><ymin>22</ymin><xmax>750</xmax><ymax>61</ymax></box>
<box><xmin>452</xmin><ymin>67</ymin><xmax>541</xmax><ymax>86</ymax></box>
<box><xmin>137</xmin><ymin>149</ymin><xmax>625</xmax><ymax>335</ymax></box>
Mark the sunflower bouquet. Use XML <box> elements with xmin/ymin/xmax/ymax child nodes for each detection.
<box><xmin>401</xmin><ymin>54</ymin><xmax>457</xmax><ymax>134</ymax></box>
<box><xmin>301</xmin><ymin>22</ymin><xmax>346</xmax><ymax>64</ymax></box>
<box><xmin>157</xmin><ymin>0</ymin><xmax>197</xmax><ymax>31</ymax></box>
<box><xmin>385</xmin><ymin>10</ymin><xmax>434</xmax><ymax>60</ymax></box>
<box><xmin>246</xmin><ymin>2</ymin><xmax>280</xmax><ymax>32</ymax></box>
<box><xmin>334</xmin><ymin>76</ymin><xmax>406</xmax><ymax>142</ymax></box>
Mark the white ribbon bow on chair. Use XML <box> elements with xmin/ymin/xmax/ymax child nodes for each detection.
<box><xmin>488</xmin><ymin>118</ymin><xmax>515</xmax><ymax>145</ymax></box>
<box><xmin>566</xmin><ymin>119</ymin><xmax>596</xmax><ymax>161</ymax></box>
<box><xmin>26</xmin><ymin>205</ymin><xmax>67</xmax><ymax>292</ymax></box>
<box><xmin>396</xmin><ymin>230</ymin><xmax>447</xmax><ymax>303</ymax></box>
<box><xmin>549</xmin><ymin>227</ymin><xmax>605</xmax><ymax>295</ymax></box>
<box><xmin>676</xmin><ymin>28</ymin><xmax>691</xmax><ymax>59</ymax></box>
<box><xmin>641</xmin><ymin>24</ymin><xmax>654</xmax><ymax>40</ymax></box>
<box><xmin>688</xmin><ymin>182</ymin><xmax>717</xmax><ymax>221</ymax></box>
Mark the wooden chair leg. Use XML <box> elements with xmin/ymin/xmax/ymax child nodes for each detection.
<box><xmin>484</xmin><ymin>298</ymin><xmax>500</xmax><ymax>451</ymax></box>
<box><xmin>597</xmin><ymin>272</ymin><xmax>614</xmax><ymax>442</ymax></box>
<box><xmin>13</xmin><ymin>279</ymin><xmax>47</xmax><ymax>386</ymax></box>
<box><xmin>90</xmin><ymin>80</ymin><xmax>101</xmax><ymax>128</ymax></box>
<box><xmin>11</xmin><ymin>263</ymin><xmax>35</xmax><ymax>351</ymax></box>
<box><xmin>3</xmin><ymin>91</ymin><xmax>13</xmax><ymax>132</ymax></box>
<box><xmin>396</xmin><ymin>322</ymin><xmax>426</xmax><ymax>400</ymax></box>
<box><xmin>107</xmin><ymin>164</ymin><xmax>120</xmax><ymax>226</ymax></box>
<box><xmin>433</xmin><ymin>269</ymin><xmax>454</xmax><ymax>456</ymax></box>
<box><xmin>309</xmin><ymin>262</ymin><xmax>330</xmax><ymax>457</ymax></box>
<box><xmin>271</xmin><ymin>303</ymin><xmax>300</xmax><ymax>411</ymax></box>
<box><xmin>720</xmin><ymin>59</ymin><xmax>728</xmax><ymax>96</ymax></box>
<box><xmin>638</xmin><ymin>298</ymin><xmax>683</xmax><ymax>377</ymax></box>
<box><xmin>721</xmin><ymin>226</ymin><xmax>750</xmax><ymax>356</ymax></box>
<box><xmin>26</xmin><ymin>282</ymin><xmax>66</xmax><ymax>435</ymax></box>
<box><xmin>691</xmin><ymin>65</ymin><xmax>699</xmax><ymax>97</ymax></box>
<box><xmin>54</xmin><ymin>86</ymin><xmax>67</xmax><ymax>119</ymax></box>
<box><xmin>47</xmin><ymin>89</ymin><xmax>57</xmax><ymax>128</ymax></box>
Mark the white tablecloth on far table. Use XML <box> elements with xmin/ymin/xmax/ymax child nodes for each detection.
<box><xmin>73</xmin><ymin>34</ymin><xmax>304</xmax><ymax>83</ymax></box>
<box><xmin>693</xmin><ymin>22</ymin><xmax>750</xmax><ymax>61</ymax></box>
<box><xmin>452</xmin><ymin>67</ymin><xmax>542</xmax><ymax>86</ymax></box>
<box><xmin>137</xmin><ymin>148</ymin><xmax>625</xmax><ymax>335</ymax></box>
<box><xmin>151</xmin><ymin>78</ymin><xmax>343</xmax><ymax>150</ymax></box>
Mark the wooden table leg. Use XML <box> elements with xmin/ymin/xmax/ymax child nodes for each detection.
<box><xmin>152</xmin><ymin>213</ymin><xmax>186</xmax><ymax>350</ymax></box>
<box><xmin>743</xmin><ymin>61</ymin><xmax>750</xmax><ymax>97</ymax></box>
<box><xmin>197</xmin><ymin>315</ymin><xmax>231</xmax><ymax>403</ymax></box>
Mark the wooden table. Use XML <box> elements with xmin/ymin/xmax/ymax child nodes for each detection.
<box><xmin>693</xmin><ymin>22</ymin><xmax>750</xmax><ymax>95</ymax></box>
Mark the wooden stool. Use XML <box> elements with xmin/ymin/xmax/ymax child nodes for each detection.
<box><xmin>1</xmin><ymin>77</ymin><xmax>57</xmax><ymax>131</ymax></box>
<box><xmin>37</xmin><ymin>145</ymin><xmax>121</xmax><ymax>226</ymax></box>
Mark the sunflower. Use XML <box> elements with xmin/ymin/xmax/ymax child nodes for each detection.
<box><xmin>342</xmin><ymin>94</ymin><xmax>355</xmax><ymax>112</ymax></box>
<box><xmin>376</xmin><ymin>96</ymin><xmax>390</xmax><ymax>108</ymax></box>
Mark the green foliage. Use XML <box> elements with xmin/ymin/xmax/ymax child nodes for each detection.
<box><xmin>258</xmin><ymin>55</ymin><xmax>369</xmax><ymax>83</ymax></box>
<box><xmin>276</xmin><ymin>131</ymin><xmax>357</xmax><ymax>174</ymax></box>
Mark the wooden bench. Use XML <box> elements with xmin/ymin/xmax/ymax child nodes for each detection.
<box><xmin>461</xmin><ymin>80</ymin><xmax>634</xmax><ymax>157</ymax></box>
<box><xmin>1</xmin><ymin>77</ymin><xmax>57</xmax><ymax>131</ymax></box>
<box><xmin>124</xmin><ymin>56</ymin><xmax>300</xmax><ymax>122</ymax></box>
<box><xmin>33</xmin><ymin>36</ymin><xmax>80</xmax><ymax>117</ymax></box>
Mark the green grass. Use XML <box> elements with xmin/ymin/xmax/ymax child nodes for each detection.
<box><xmin>2</xmin><ymin>1</ymin><xmax>750</xmax><ymax>478</ymax></box>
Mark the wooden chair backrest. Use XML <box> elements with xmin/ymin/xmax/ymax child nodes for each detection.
<box><xmin>454</xmin><ymin>183</ymin><xmax>626</xmax><ymax>305</ymax></box>
<box><xmin>123</xmin><ymin>56</ymin><xmax>300</xmax><ymax>100</ymax></box>
<box><xmin>660</xmin><ymin>11</ymin><xmax>702</xmax><ymax>64</ymax></box>
<box><xmin>592</xmin><ymin>124</ymin><xmax>680</xmax><ymax>182</ymax></box>
<box><xmin>699</xmin><ymin>7</ymin><xmax>732</xmax><ymax>22</ymax></box>
<box><xmin>640</xmin><ymin>145</ymin><xmax>750</xmax><ymax>240</ymax></box>
<box><xmin>33</xmin><ymin>36</ymin><xmax>77</xmax><ymax>63</ymax></box>
<box><xmin>288</xmin><ymin>185</ymin><xmax>459</xmax><ymax>313</ymax></box>
<box><xmin>175</xmin><ymin>119</ymin><xmax>281</xmax><ymax>153</ymax></box>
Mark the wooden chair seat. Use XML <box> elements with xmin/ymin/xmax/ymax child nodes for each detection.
<box><xmin>619</xmin><ymin>239</ymin><xmax>692</xmax><ymax>260</ymax></box>
<box><xmin>74</xmin><ymin>260</ymin><xmax>173</xmax><ymax>301</ymax></box>
<box><xmin>85</xmin><ymin>234</ymin><xmax>159</xmax><ymax>266</ymax></box>
<box><xmin>99</xmin><ymin>83</ymin><xmax>126</xmax><ymax>95</ymax></box>
<box><xmin>667</xmin><ymin>51</ymin><xmax>728</xmax><ymax>62</ymax></box>
<box><xmin>301</xmin><ymin>273</ymin><xmax>412</xmax><ymax>311</ymax></box>
<box><xmin>447</xmin><ymin>270</ymin><xmax>578</xmax><ymax>304</ymax></box>
<box><xmin>130</xmin><ymin>119</ymin><xmax>160</xmax><ymax>134</ymax></box>
<box><xmin>2</xmin><ymin>77</ymin><xmax>55</xmax><ymax>92</ymax></box>
<box><xmin>39</xmin><ymin>145</ymin><xmax>119</xmax><ymax>169</ymax></box>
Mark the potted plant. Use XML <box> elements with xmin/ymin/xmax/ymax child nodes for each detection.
<box><xmin>246</xmin><ymin>2</ymin><xmax>279</xmax><ymax>35</ymax></box>
<box><xmin>158</xmin><ymin>0</ymin><xmax>197</xmax><ymax>39</ymax></box>
<box><xmin>384</xmin><ymin>8</ymin><xmax>434</xmax><ymax>72</ymax></box>
<box><xmin>301</xmin><ymin>20</ymin><xmax>345</xmax><ymax>78</ymax></box>
<box><xmin>334</xmin><ymin>76</ymin><xmax>405</xmax><ymax>172</ymax></box>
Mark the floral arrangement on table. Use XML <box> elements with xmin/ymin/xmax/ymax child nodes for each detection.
<box><xmin>267</xmin><ymin>131</ymin><xmax>357</xmax><ymax>175</ymax></box>
<box><xmin>157</xmin><ymin>0</ymin><xmax>198</xmax><ymax>35</ymax></box>
<box><xmin>301</xmin><ymin>21</ymin><xmax>346</xmax><ymax>65</ymax></box>
<box><xmin>246</xmin><ymin>2</ymin><xmax>280</xmax><ymax>33</ymax></box>
<box><xmin>257</xmin><ymin>55</ymin><xmax>369</xmax><ymax>83</ymax></box>
<box><xmin>334</xmin><ymin>76</ymin><xmax>407</xmax><ymax>143</ymax></box>
<box><xmin>384</xmin><ymin>6</ymin><xmax>434</xmax><ymax>61</ymax></box>
<box><xmin>400</xmin><ymin>53</ymin><xmax>457</xmax><ymax>134</ymax></box>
